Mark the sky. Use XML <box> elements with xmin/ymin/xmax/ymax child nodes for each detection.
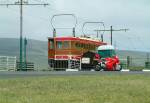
<box><xmin>0</xmin><ymin>0</ymin><xmax>150</xmax><ymax>52</ymax></box>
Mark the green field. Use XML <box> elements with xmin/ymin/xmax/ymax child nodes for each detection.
<box><xmin>0</xmin><ymin>74</ymin><xmax>150</xmax><ymax>103</ymax></box>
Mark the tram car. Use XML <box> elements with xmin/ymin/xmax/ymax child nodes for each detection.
<box><xmin>48</xmin><ymin>37</ymin><xmax>106</xmax><ymax>70</ymax></box>
<box><xmin>48</xmin><ymin>14</ymin><xmax>106</xmax><ymax>71</ymax></box>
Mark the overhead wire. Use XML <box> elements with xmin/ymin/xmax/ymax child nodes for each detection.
<box><xmin>0</xmin><ymin>2</ymin><xmax>50</xmax><ymax>36</ymax></box>
<box><xmin>112</xmin><ymin>32</ymin><xmax>137</xmax><ymax>51</ymax></box>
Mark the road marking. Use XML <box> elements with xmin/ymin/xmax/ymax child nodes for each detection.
<box><xmin>66</xmin><ymin>69</ymin><xmax>79</xmax><ymax>72</ymax></box>
<box><xmin>121</xmin><ymin>69</ymin><xmax>130</xmax><ymax>72</ymax></box>
<box><xmin>143</xmin><ymin>70</ymin><xmax>150</xmax><ymax>72</ymax></box>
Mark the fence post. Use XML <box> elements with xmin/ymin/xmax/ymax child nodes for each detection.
<box><xmin>127</xmin><ymin>56</ymin><xmax>131</xmax><ymax>68</ymax></box>
<box><xmin>6</xmin><ymin>56</ymin><xmax>9</xmax><ymax>71</ymax></box>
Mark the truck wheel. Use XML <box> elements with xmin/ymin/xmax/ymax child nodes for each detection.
<box><xmin>95</xmin><ymin>65</ymin><xmax>100</xmax><ymax>71</ymax></box>
<box><xmin>119</xmin><ymin>65</ymin><xmax>122</xmax><ymax>71</ymax></box>
<box><xmin>116</xmin><ymin>64</ymin><xmax>122</xmax><ymax>71</ymax></box>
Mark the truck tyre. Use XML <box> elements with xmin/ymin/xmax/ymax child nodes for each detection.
<box><xmin>95</xmin><ymin>65</ymin><xmax>100</xmax><ymax>71</ymax></box>
<box><xmin>116</xmin><ymin>64</ymin><xmax>122</xmax><ymax>71</ymax></box>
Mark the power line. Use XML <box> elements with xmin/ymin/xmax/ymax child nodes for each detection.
<box><xmin>95</xmin><ymin>26</ymin><xmax>129</xmax><ymax>45</ymax></box>
<box><xmin>0</xmin><ymin>6</ymin><xmax>50</xmax><ymax>23</ymax></box>
<box><xmin>0</xmin><ymin>0</ymin><xmax>49</xmax><ymax>70</ymax></box>
<box><xmin>32</xmin><ymin>0</ymin><xmax>47</xmax><ymax>4</ymax></box>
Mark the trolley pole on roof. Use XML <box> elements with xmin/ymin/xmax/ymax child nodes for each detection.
<box><xmin>95</xmin><ymin>26</ymin><xmax>129</xmax><ymax>45</ymax></box>
<box><xmin>0</xmin><ymin>0</ymin><xmax>49</xmax><ymax>70</ymax></box>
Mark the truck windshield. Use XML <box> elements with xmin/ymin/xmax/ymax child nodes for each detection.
<box><xmin>98</xmin><ymin>50</ymin><xmax>116</xmax><ymax>58</ymax></box>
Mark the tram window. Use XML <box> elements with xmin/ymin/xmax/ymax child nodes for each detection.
<box><xmin>81</xmin><ymin>43</ymin><xmax>84</xmax><ymax>48</ymax></box>
<box><xmin>96</xmin><ymin>46</ymin><xmax>98</xmax><ymax>50</ymax></box>
<box><xmin>56</xmin><ymin>41</ymin><xmax>62</xmax><ymax>49</ymax></box>
<box><xmin>75</xmin><ymin>43</ymin><xmax>78</xmax><ymax>48</ymax></box>
<box><xmin>87</xmin><ymin>44</ymin><xmax>89</xmax><ymax>49</ymax></box>
<box><xmin>91</xmin><ymin>45</ymin><xmax>94</xmax><ymax>50</ymax></box>
<box><xmin>94</xmin><ymin>45</ymin><xmax>96</xmax><ymax>50</ymax></box>
<box><xmin>50</xmin><ymin>40</ymin><xmax>54</xmax><ymax>49</ymax></box>
<box><xmin>92</xmin><ymin>45</ymin><xmax>95</xmax><ymax>50</ymax></box>
<box><xmin>85</xmin><ymin>44</ymin><xmax>88</xmax><ymax>49</ymax></box>
<box><xmin>79</xmin><ymin>43</ymin><xmax>81</xmax><ymax>48</ymax></box>
<box><xmin>75</xmin><ymin>43</ymin><xmax>81</xmax><ymax>48</ymax></box>
<box><xmin>83</xmin><ymin>44</ymin><xmax>85</xmax><ymax>49</ymax></box>
<box><xmin>64</xmin><ymin>41</ymin><xmax>69</xmax><ymax>49</ymax></box>
<box><xmin>89</xmin><ymin>44</ymin><xmax>91</xmax><ymax>50</ymax></box>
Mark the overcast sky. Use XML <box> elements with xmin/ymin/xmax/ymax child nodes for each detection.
<box><xmin>0</xmin><ymin>0</ymin><xmax>150</xmax><ymax>51</ymax></box>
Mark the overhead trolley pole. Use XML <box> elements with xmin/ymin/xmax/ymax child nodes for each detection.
<box><xmin>95</xmin><ymin>26</ymin><xmax>129</xmax><ymax>45</ymax></box>
<box><xmin>0</xmin><ymin>0</ymin><xmax>49</xmax><ymax>70</ymax></box>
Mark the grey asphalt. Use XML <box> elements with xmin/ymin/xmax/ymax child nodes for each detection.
<box><xmin>0</xmin><ymin>71</ymin><xmax>150</xmax><ymax>79</ymax></box>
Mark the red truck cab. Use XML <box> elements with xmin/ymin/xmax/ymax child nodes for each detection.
<box><xmin>97</xmin><ymin>45</ymin><xmax>122</xmax><ymax>71</ymax></box>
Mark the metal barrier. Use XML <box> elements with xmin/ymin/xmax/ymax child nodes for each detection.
<box><xmin>145</xmin><ymin>62</ymin><xmax>150</xmax><ymax>68</ymax></box>
<box><xmin>16</xmin><ymin>62</ymin><xmax>34</xmax><ymax>71</ymax></box>
<box><xmin>0</xmin><ymin>56</ymin><xmax>16</xmax><ymax>71</ymax></box>
<box><xmin>120</xmin><ymin>56</ymin><xmax>150</xmax><ymax>69</ymax></box>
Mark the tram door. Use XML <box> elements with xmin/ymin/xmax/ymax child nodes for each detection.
<box><xmin>48</xmin><ymin>38</ymin><xmax>55</xmax><ymax>68</ymax></box>
<box><xmin>49</xmin><ymin>39</ymin><xmax>54</xmax><ymax>50</ymax></box>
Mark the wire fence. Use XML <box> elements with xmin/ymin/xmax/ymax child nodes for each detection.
<box><xmin>120</xmin><ymin>56</ymin><xmax>150</xmax><ymax>70</ymax></box>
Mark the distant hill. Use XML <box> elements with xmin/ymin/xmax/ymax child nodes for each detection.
<box><xmin>0</xmin><ymin>38</ymin><xmax>148</xmax><ymax>69</ymax></box>
<box><xmin>0</xmin><ymin>38</ymin><xmax>47</xmax><ymax>70</ymax></box>
<box><xmin>116</xmin><ymin>50</ymin><xmax>148</xmax><ymax>59</ymax></box>
<box><xmin>116</xmin><ymin>50</ymin><xmax>148</xmax><ymax>67</ymax></box>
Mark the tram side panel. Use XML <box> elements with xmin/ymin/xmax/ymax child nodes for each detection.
<box><xmin>48</xmin><ymin>37</ymin><xmax>106</xmax><ymax>71</ymax></box>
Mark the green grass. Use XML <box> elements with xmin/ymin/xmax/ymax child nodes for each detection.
<box><xmin>129</xmin><ymin>66</ymin><xmax>145</xmax><ymax>71</ymax></box>
<box><xmin>0</xmin><ymin>74</ymin><xmax>150</xmax><ymax>103</ymax></box>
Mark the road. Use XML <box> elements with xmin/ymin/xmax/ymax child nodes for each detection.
<box><xmin>0</xmin><ymin>71</ymin><xmax>150</xmax><ymax>79</ymax></box>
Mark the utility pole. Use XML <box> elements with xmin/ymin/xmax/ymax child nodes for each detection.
<box><xmin>95</xmin><ymin>26</ymin><xmax>129</xmax><ymax>45</ymax></box>
<box><xmin>24</xmin><ymin>37</ymin><xmax>27</xmax><ymax>69</ymax></box>
<box><xmin>0</xmin><ymin>0</ymin><xmax>49</xmax><ymax>70</ymax></box>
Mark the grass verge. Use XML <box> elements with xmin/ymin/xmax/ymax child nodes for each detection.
<box><xmin>0</xmin><ymin>74</ymin><xmax>150</xmax><ymax>103</ymax></box>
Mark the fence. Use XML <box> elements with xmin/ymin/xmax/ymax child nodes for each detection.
<box><xmin>16</xmin><ymin>62</ymin><xmax>34</xmax><ymax>71</ymax></box>
<box><xmin>120</xmin><ymin>56</ymin><xmax>150</xmax><ymax>69</ymax></box>
<box><xmin>0</xmin><ymin>56</ymin><xmax>16</xmax><ymax>71</ymax></box>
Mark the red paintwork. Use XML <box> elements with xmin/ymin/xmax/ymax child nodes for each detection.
<box><xmin>48</xmin><ymin>36</ymin><xmax>106</xmax><ymax>60</ymax></box>
<box><xmin>55</xmin><ymin>37</ymin><xmax>79</xmax><ymax>41</ymax></box>
<box><xmin>53</xmin><ymin>37</ymin><xmax>106</xmax><ymax>46</ymax></box>
<box><xmin>94</xmin><ymin>53</ymin><xmax>100</xmax><ymax>61</ymax></box>
<box><xmin>54</xmin><ymin>55</ymin><xmax>81</xmax><ymax>60</ymax></box>
<box><xmin>104</xmin><ymin>56</ymin><xmax>120</xmax><ymax>71</ymax></box>
<box><xmin>71</xmin><ymin>55</ymin><xmax>81</xmax><ymax>60</ymax></box>
<box><xmin>55</xmin><ymin>55</ymin><xmax>69</xmax><ymax>59</ymax></box>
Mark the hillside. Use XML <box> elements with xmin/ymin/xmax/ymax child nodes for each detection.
<box><xmin>116</xmin><ymin>50</ymin><xmax>148</xmax><ymax>59</ymax></box>
<box><xmin>0</xmin><ymin>38</ymin><xmax>48</xmax><ymax>70</ymax></box>
<box><xmin>0</xmin><ymin>38</ymin><xmax>148</xmax><ymax>69</ymax></box>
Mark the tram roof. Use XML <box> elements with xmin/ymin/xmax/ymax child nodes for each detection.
<box><xmin>48</xmin><ymin>36</ymin><xmax>106</xmax><ymax>45</ymax></box>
